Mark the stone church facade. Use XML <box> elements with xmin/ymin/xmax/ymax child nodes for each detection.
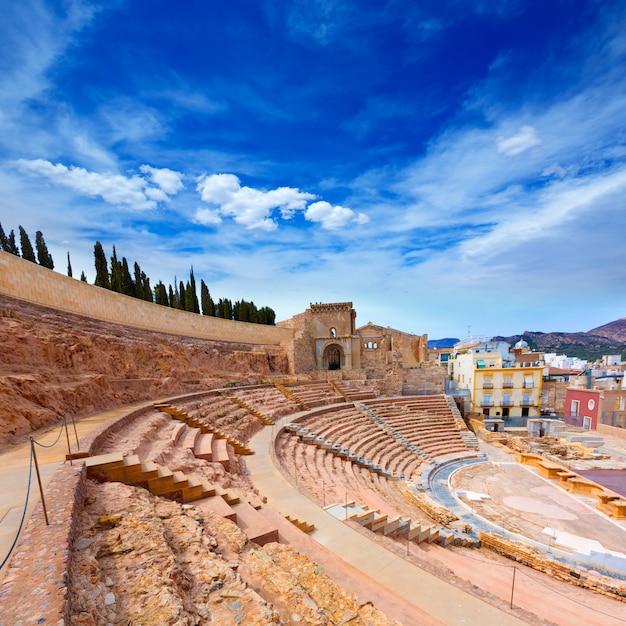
<box><xmin>279</xmin><ymin>302</ymin><xmax>444</xmax><ymax>396</ymax></box>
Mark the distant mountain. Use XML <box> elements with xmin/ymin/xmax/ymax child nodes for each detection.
<box><xmin>428</xmin><ymin>338</ymin><xmax>459</xmax><ymax>349</ymax></box>
<box><xmin>588</xmin><ymin>318</ymin><xmax>626</xmax><ymax>342</ymax></box>
<box><xmin>493</xmin><ymin>319</ymin><xmax>626</xmax><ymax>361</ymax></box>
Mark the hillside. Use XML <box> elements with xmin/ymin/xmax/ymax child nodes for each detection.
<box><xmin>494</xmin><ymin>318</ymin><xmax>626</xmax><ymax>361</ymax></box>
<box><xmin>589</xmin><ymin>318</ymin><xmax>626</xmax><ymax>342</ymax></box>
<box><xmin>0</xmin><ymin>295</ymin><xmax>289</xmax><ymax>449</ymax></box>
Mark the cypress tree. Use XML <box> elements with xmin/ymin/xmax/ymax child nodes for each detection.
<box><xmin>200</xmin><ymin>280</ymin><xmax>215</xmax><ymax>316</ymax></box>
<box><xmin>6</xmin><ymin>230</ymin><xmax>19</xmax><ymax>255</ymax></box>
<box><xmin>178</xmin><ymin>280</ymin><xmax>186</xmax><ymax>310</ymax></box>
<box><xmin>80</xmin><ymin>271</ymin><xmax>87</xmax><ymax>282</ymax></box>
<box><xmin>19</xmin><ymin>226</ymin><xmax>36</xmax><ymax>262</ymax></box>
<box><xmin>109</xmin><ymin>246</ymin><xmax>122</xmax><ymax>292</ymax></box>
<box><xmin>35</xmin><ymin>231</ymin><xmax>54</xmax><ymax>269</ymax></box>
<box><xmin>0</xmin><ymin>222</ymin><xmax>8</xmax><ymax>251</ymax></box>
<box><xmin>188</xmin><ymin>267</ymin><xmax>200</xmax><ymax>313</ymax></box>
<box><xmin>155</xmin><ymin>282</ymin><xmax>169</xmax><ymax>306</ymax></box>
<box><xmin>121</xmin><ymin>257</ymin><xmax>134</xmax><ymax>296</ymax></box>
<box><xmin>168</xmin><ymin>284</ymin><xmax>176</xmax><ymax>308</ymax></box>
<box><xmin>184</xmin><ymin>280</ymin><xmax>196</xmax><ymax>312</ymax></box>
<box><xmin>133</xmin><ymin>262</ymin><xmax>142</xmax><ymax>298</ymax></box>
<box><xmin>217</xmin><ymin>298</ymin><xmax>233</xmax><ymax>320</ymax></box>
<box><xmin>94</xmin><ymin>241</ymin><xmax>110</xmax><ymax>288</ymax></box>
<box><xmin>141</xmin><ymin>272</ymin><xmax>152</xmax><ymax>302</ymax></box>
<box><xmin>67</xmin><ymin>252</ymin><xmax>73</xmax><ymax>277</ymax></box>
<box><xmin>257</xmin><ymin>306</ymin><xmax>276</xmax><ymax>325</ymax></box>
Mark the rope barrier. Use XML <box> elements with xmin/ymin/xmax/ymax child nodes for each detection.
<box><xmin>0</xmin><ymin>445</ymin><xmax>34</xmax><ymax>571</ymax></box>
<box><xmin>30</xmin><ymin>415</ymin><xmax>67</xmax><ymax>449</ymax></box>
<box><xmin>514</xmin><ymin>565</ymin><xmax>626</xmax><ymax>622</ymax></box>
<box><xmin>0</xmin><ymin>415</ymin><xmax>68</xmax><ymax>571</ymax></box>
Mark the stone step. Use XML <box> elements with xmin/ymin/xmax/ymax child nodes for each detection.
<box><xmin>193</xmin><ymin>432</ymin><xmax>214</xmax><ymax>461</ymax></box>
<box><xmin>193</xmin><ymin>493</ymin><xmax>237</xmax><ymax>522</ymax></box>
<box><xmin>171</xmin><ymin>421</ymin><xmax>187</xmax><ymax>445</ymax></box>
<box><xmin>178</xmin><ymin>425</ymin><xmax>201</xmax><ymax>451</ymax></box>
<box><xmin>285</xmin><ymin>514</ymin><xmax>315</xmax><ymax>534</ymax></box>
<box><xmin>212</xmin><ymin>438</ymin><xmax>231</xmax><ymax>471</ymax></box>
<box><xmin>231</xmin><ymin>501</ymin><xmax>279</xmax><ymax>545</ymax></box>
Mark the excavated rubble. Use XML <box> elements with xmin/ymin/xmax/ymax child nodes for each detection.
<box><xmin>69</xmin><ymin>481</ymin><xmax>399</xmax><ymax>625</ymax></box>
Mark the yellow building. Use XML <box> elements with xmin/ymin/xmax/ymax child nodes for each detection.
<box><xmin>449</xmin><ymin>337</ymin><xmax>543</xmax><ymax>420</ymax></box>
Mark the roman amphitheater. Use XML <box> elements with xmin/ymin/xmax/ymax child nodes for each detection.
<box><xmin>0</xmin><ymin>250</ymin><xmax>625</xmax><ymax>625</ymax></box>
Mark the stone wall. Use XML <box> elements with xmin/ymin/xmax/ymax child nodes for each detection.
<box><xmin>0</xmin><ymin>251</ymin><xmax>292</xmax><ymax>347</ymax></box>
<box><xmin>402</xmin><ymin>366</ymin><xmax>447</xmax><ymax>396</ymax></box>
<box><xmin>597</xmin><ymin>423</ymin><xmax>626</xmax><ymax>440</ymax></box>
<box><xmin>278</xmin><ymin>311</ymin><xmax>317</xmax><ymax>373</ymax></box>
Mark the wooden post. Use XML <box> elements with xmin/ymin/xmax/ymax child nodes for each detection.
<box><xmin>510</xmin><ymin>565</ymin><xmax>516</xmax><ymax>609</ymax></box>
<box><xmin>70</xmin><ymin>412</ymin><xmax>80</xmax><ymax>449</ymax></box>
<box><xmin>64</xmin><ymin>416</ymin><xmax>73</xmax><ymax>466</ymax></box>
<box><xmin>31</xmin><ymin>439</ymin><xmax>49</xmax><ymax>526</ymax></box>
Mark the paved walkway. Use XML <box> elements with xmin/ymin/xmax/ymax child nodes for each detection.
<box><xmin>0</xmin><ymin>401</ymin><xmax>151</xmax><ymax>582</ymax></box>
<box><xmin>246</xmin><ymin>418</ymin><xmax>527</xmax><ymax>626</ymax></box>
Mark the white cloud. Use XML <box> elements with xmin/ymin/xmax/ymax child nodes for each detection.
<box><xmin>14</xmin><ymin>159</ymin><xmax>183</xmax><ymax>210</ymax></box>
<box><xmin>459</xmin><ymin>166</ymin><xmax>626</xmax><ymax>261</ymax></box>
<box><xmin>305</xmin><ymin>201</ymin><xmax>370</xmax><ymax>230</ymax></box>
<box><xmin>139</xmin><ymin>165</ymin><xmax>184</xmax><ymax>195</ymax></box>
<box><xmin>496</xmin><ymin>125</ymin><xmax>541</xmax><ymax>157</ymax></box>
<box><xmin>196</xmin><ymin>173</ymin><xmax>370</xmax><ymax>231</ymax></box>
<box><xmin>196</xmin><ymin>173</ymin><xmax>316</xmax><ymax>231</ymax></box>
<box><xmin>193</xmin><ymin>207</ymin><xmax>223</xmax><ymax>226</ymax></box>
<box><xmin>542</xmin><ymin>163</ymin><xmax>567</xmax><ymax>178</ymax></box>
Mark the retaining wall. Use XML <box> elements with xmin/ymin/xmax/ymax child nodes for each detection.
<box><xmin>0</xmin><ymin>464</ymin><xmax>87</xmax><ymax>623</ymax></box>
<box><xmin>598</xmin><ymin>423</ymin><xmax>626</xmax><ymax>440</ymax></box>
<box><xmin>0</xmin><ymin>251</ymin><xmax>292</xmax><ymax>346</ymax></box>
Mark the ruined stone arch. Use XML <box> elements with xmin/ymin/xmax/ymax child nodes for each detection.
<box><xmin>322</xmin><ymin>343</ymin><xmax>344</xmax><ymax>370</ymax></box>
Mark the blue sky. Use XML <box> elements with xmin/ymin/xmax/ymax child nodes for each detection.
<box><xmin>1</xmin><ymin>0</ymin><xmax>626</xmax><ymax>338</ymax></box>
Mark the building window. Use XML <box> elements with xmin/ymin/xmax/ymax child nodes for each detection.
<box><xmin>571</xmin><ymin>399</ymin><xmax>580</xmax><ymax>416</ymax></box>
<box><xmin>588</xmin><ymin>399</ymin><xmax>595</xmax><ymax>410</ymax></box>
<box><xmin>524</xmin><ymin>374</ymin><xmax>534</xmax><ymax>389</ymax></box>
<box><xmin>483</xmin><ymin>392</ymin><xmax>491</xmax><ymax>407</ymax></box>
<box><xmin>330</xmin><ymin>327</ymin><xmax>337</xmax><ymax>337</ymax></box>
<box><xmin>503</xmin><ymin>392</ymin><xmax>512</xmax><ymax>406</ymax></box>
<box><xmin>522</xmin><ymin>392</ymin><xmax>531</xmax><ymax>406</ymax></box>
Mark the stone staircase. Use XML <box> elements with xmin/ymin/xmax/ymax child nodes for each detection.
<box><xmin>222</xmin><ymin>393</ymin><xmax>275</xmax><ymax>426</ymax></box>
<box><xmin>328</xmin><ymin>502</ymin><xmax>457</xmax><ymax>547</ymax></box>
<box><xmin>329</xmin><ymin>379</ymin><xmax>376</xmax><ymax>401</ymax></box>
<box><xmin>84</xmin><ymin>453</ymin><xmax>279</xmax><ymax>545</ymax></box>
<box><xmin>155</xmin><ymin>403</ymin><xmax>254</xmax><ymax>455</ymax></box>
<box><xmin>275</xmin><ymin>384</ymin><xmax>311</xmax><ymax>411</ymax></box>
<box><xmin>355</xmin><ymin>402</ymin><xmax>434</xmax><ymax>465</ymax></box>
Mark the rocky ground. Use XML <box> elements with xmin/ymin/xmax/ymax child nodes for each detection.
<box><xmin>69</xmin><ymin>481</ymin><xmax>400</xmax><ymax>625</ymax></box>
<box><xmin>0</xmin><ymin>296</ymin><xmax>289</xmax><ymax>449</ymax></box>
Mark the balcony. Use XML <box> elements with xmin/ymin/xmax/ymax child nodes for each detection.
<box><xmin>523</xmin><ymin>382</ymin><xmax>534</xmax><ymax>389</ymax></box>
<box><xmin>521</xmin><ymin>399</ymin><xmax>534</xmax><ymax>406</ymax></box>
<box><xmin>503</xmin><ymin>382</ymin><xmax>514</xmax><ymax>389</ymax></box>
<box><xmin>482</xmin><ymin>382</ymin><xmax>494</xmax><ymax>389</ymax></box>
<box><xmin>479</xmin><ymin>400</ymin><xmax>493</xmax><ymax>407</ymax></box>
<box><xmin>502</xmin><ymin>399</ymin><xmax>514</xmax><ymax>407</ymax></box>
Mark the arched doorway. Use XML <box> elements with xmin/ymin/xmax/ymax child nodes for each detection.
<box><xmin>323</xmin><ymin>344</ymin><xmax>343</xmax><ymax>370</ymax></box>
